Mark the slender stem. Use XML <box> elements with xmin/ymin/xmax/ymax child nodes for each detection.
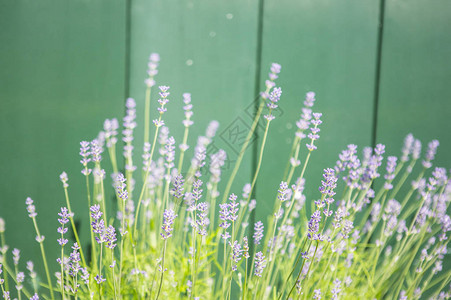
<box><xmin>177</xmin><ymin>126</ymin><xmax>190</xmax><ymax>172</ymax></box>
<box><xmin>60</xmin><ymin>227</ymin><xmax>65</xmax><ymax>300</ymax></box>
<box><xmin>222</xmin><ymin>98</ymin><xmax>266</xmax><ymax>205</ymax></box>
<box><xmin>0</xmin><ymin>232</ymin><xmax>10</xmax><ymax>291</ymax></box>
<box><xmin>84</xmin><ymin>173</ymin><xmax>97</xmax><ymax>271</ymax></box>
<box><xmin>156</xmin><ymin>240</ymin><xmax>167</xmax><ymax>300</ymax></box>
<box><xmin>133</xmin><ymin>124</ymin><xmax>161</xmax><ymax>240</ymax></box>
<box><xmin>63</xmin><ymin>187</ymin><xmax>87</xmax><ymax>268</ymax></box>
<box><xmin>144</xmin><ymin>86</ymin><xmax>152</xmax><ymax>146</ymax></box>
<box><xmin>242</xmin><ymin>257</ymin><xmax>248</xmax><ymax>300</ymax></box>
<box><xmin>233</xmin><ymin>119</ymin><xmax>271</xmax><ymax>239</ymax></box>
<box><xmin>286</xmin><ymin>240</ymin><xmax>313</xmax><ymax>300</ymax></box>
<box><xmin>31</xmin><ymin>217</ymin><xmax>55</xmax><ymax>300</ymax></box>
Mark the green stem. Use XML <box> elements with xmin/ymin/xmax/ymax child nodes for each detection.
<box><xmin>63</xmin><ymin>187</ymin><xmax>87</xmax><ymax>268</ymax></box>
<box><xmin>31</xmin><ymin>217</ymin><xmax>55</xmax><ymax>300</ymax></box>
<box><xmin>156</xmin><ymin>239</ymin><xmax>167</xmax><ymax>300</ymax></box>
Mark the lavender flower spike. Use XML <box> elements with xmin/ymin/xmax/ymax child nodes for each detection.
<box><xmin>306</xmin><ymin>112</ymin><xmax>322</xmax><ymax>151</ymax></box>
<box><xmin>254</xmin><ymin>251</ymin><xmax>267</xmax><ymax>277</ymax></box>
<box><xmin>422</xmin><ymin>140</ymin><xmax>439</xmax><ymax>168</ymax></box>
<box><xmin>253</xmin><ymin>221</ymin><xmax>264</xmax><ymax>245</ymax></box>
<box><xmin>264</xmin><ymin>87</ymin><xmax>282</xmax><ymax>121</ymax></box>
<box><xmin>182</xmin><ymin>93</ymin><xmax>194</xmax><ymax>128</ymax></box>
<box><xmin>153</xmin><ymin>86</ymin><xmax>170</xmax><ymax>127</ymax></box>
<box><xmin>26</xmin><ymin>197</ymin><xmax>37</xmax><ymax>218</ymax></box>
<box><xmin>59</xmin><ymin>171</ymin><xmax>69</xmax><ymax>188</ymax></box>
<box><xmin>161</xmin><ymin>209</ymin><xmax>177</xmax><ymax>240</ymax></box>
<box><xmin>171</xmin><ymin>173</ymin><xmax>185</xmax><ymax>199</ymax></box>
<box><xmin>80</xmin><ymin>141</ymin><xmax>92</xmax><ymax>176</ymax></box>
<box><xmin>12</xmin><ymin>248</ymin><xmax>20</xmax><ymax>266</ymax></box>
<box><xmin>307</xmin><ymin>210</ymin><xmax>321</xmax><ymax>240</ymax></box>
<box><xmin>145</xmin><ymin>53</ymin><xmax>160</xmax><ymax>87</ymax></box>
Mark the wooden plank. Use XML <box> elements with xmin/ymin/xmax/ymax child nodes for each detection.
<box><xmin>129</xmin><ymin>0</ymin><xmax>260</xmax><ymax>198</ymax></box>
<box><xmin>0</xmin><ymin>0</ymin><xmax>126</xmax><ymax>275</ymax></box>
<box><xmin>376</xmin><ymin>0</ymin><xmax>451</xmax><ymax>171</ymax></box>
<box><xmin>255</xmin><ymin>0</ymin><xmax>380</xmax><ymax>220</ymax></box>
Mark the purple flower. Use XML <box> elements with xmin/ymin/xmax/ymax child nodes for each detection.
<box><xmin>304</xmin><ymin>91</ymin><xmax>316</xmax><ymax>107</ymax></box>
<box><xmin>341</xmin><ymin>220</ymin><xmax>354</xmax><ymax>239</ymax></box>
<box><xmin>265</xmin><ymin>63</ymin><xmax>281</xmax><ymax>83</ymax></box>
<box><xmin>313</xmin><ymin>289</ymin><xmax>321</xmax><ymax>299</ymax></box>
<box><xmin>90</xmin><ymin>139</ymin><xmax>103</xmax><ymax>163</ymax></box>
<box><xmin>59</xmin><ymin>171</ymin><xmax>69</xmax><ymax>188</ymax></box>
<box><xmin>58</xmin><ymin>207</ymin><xmax>71</xmax><ymax>225</ymax></box>
<box><xmin>422</xmin><ymin>140</ymin><xmax>439</xmax><ymax>168</ymax></box>
<box><xmin>270</xmin><ymin>63</ymin><xmax>281</xmax><ymax>75</ymax></box>
<box><xmin>206</xmin><ymin>120</ymin><xmax>220</xmax><ymax>140</ymax></box>
<box><xmin>306</xmin><ymin>113</ymin><xmax>322</xmax><ymax>151</ymax></box>
<box><xmin>401</xmin><ymin>134</ymin><xmax>414</xmax><ymax>162</ymax></box>
<box><xmin>331</xmin><ymin>279</ymin><xmax>341</xmax><ymax>299</ymax></box>
<box><xmin>123</xmin><ymin>98</ymin><xmax>137</xmax><ymax>156</ymax></box>
<box><xmin>295</xmin><ymin>107</ymin><xmax>312</xmax><ymax>140</ymax></box>
<box><xmin>319</xmin><ymin>168</ymin><xmax>338</xmax><ymax>205</ymax></box>
<box><xmin>92</xmin><ymin>219</ymin><xmax>105</xmax><ymax>241</ymax></box>
<box><xmin>191</xmin><ymin>142</ymin><xmax>207</xmax><ymax>171</ymax></box>
<box><xmin>145</xmin><ymin>53</ymin><xmax>159</xmax><ymax>86</ymax></box>
<box><xmin>182</xmin><ymin>93</ymin><xmax>194</xmax><ymax>128</ymax></box>
<box><xmin>16</xmin><ymin>271</ymin><xmax>24</xmax><ymax>290</ymax></box>
<box><xmin>229</xmin><ymin>240</ymin><xmax>242</xmax><ymax>271</ymax></box>
<box><xmin>243</xmin><ymin>237</ymin><xmax>250</xmax><ymax>259</ymax></box>
<box><xmin>142</xmin><ymin>142</ymin><xmax>151</xmax><ymax>172</ymax></box>
<box><xmin>90</xmin><ymin>204</ymin><xmax>102</xmax><ymax>221</ymax></box>
<box><xmin>277</xmin><ymin>181</ymin><xmax>289</xmax><ymax>202</ymax></box>
<box><xmin>80</xmin><ymin>141</ymin><xmax>92</xmax><ymax>175</ymax></box>
<box><xmin>384</xmin><ymin>156</ymin><xmax>398</xmax><ymax>189</ymax></box>
<box><xmin>30</xmin><ymin>294</ymin><xmax>39</xmax><ymax>300</ymax></box>
<box><xmin>165</xmin><ymin>136</ymin><xmax>176</xmax><ymax>169</ymax></box>
<box><xmin>104</xmin><ymin>118</ymin><xmax>119</xmax><ymax>148</ymax></box>
<box><xmin>254</xmin><ymin>251</ymin><xmax>266</xmax><ymax>277</ymax></box>
<box><xmin>153</xmin><ymin>86</ymin><xmax>170</xmax><ymax>127</ymax></box>
<box><xmin>209</xmin><ymin>149</ymin><xmax>227</xmax><ymax>184</ymax></box>
<box><xmin>115</xmin><ymin>173</ymin><xmax>128</xmax><ymax>202</ymax></box>
<box><xmin>219</xmin><ymin>203</ymin><xmax>230</xmax><ymax>225</ymax></box>
<box><xmin>308</xmin><ymin>210</ymin><xmax>321</xmax><ymax>240</ymax></box>
<box><xmin>57</xmin><ymin>207</ymin><xmax>71</xmax><ymax>246</ymax></box>
<box><xmin>161</xmin><ymin>209</ymin><xmax>177</xmax><ymax>240</ymax></box>
<box><xmin>196</xmin><ymin>202</ymin><xmax>209</xmax><ymax>236</ymax></box>
<box><xmin>362</xmin><ymin>144</ymin><xmax>385</xmax><ymax>182</ymax></box>
<box><xmin>80</xmin><ymin>267</ymin><xmax>90</xmax><ymax>284</ymax></box>
<box><xmin>264</xmin><ymin>87</ymin><xmax>282</xmax><ymax>121</ymax></box>
<box><xmin>227</xmin><ymin>193</ymin><xmax>239</xmax><ymax>222</ymax></box>
<box><xmin>171</xmin><ymin>174</ymin><xmax>185</xmax><ymax>199</ymax></box>
<box><xmin>27</xmin><ymin>261</ymin><xmax>36</xmax><ymax>279</ymax></box>
<box><xmin>95</xmin><ymin>274</ymin><xmax>106</xmax><ymax>284</ymax></box>
<box><xmin>26</xmin><ymin>197</ymin><xmax>37</xmax><ymax>218</ymax></box>
<box><xmin>68</xmin><ymin>243</ymin><xmax>81</xmax><ymax>278</ymax></box>
<box><xmin>105</xmin><ymin>225</ymin><xmax>117</xmax><ymax>249</ymax></box>
<box><xmin>153</xmin><ymin>119</ymin><xmax>165</xmax><ymax>127</ymax></box>
<box><xmin>412</xmin><ymin>139</ymin><xmax>422</xmax><ymax>160</ymax></box>
<box><xmin>12</xmin><ymin>248</ymin><xmax>20</xmax><ymax>266</ymax></box>
<box><xmin>253</xmin><ymin>221</ymin><xmax>264</xmax><ymax>245</ymax></box>
<box><xmin>192</xmin><ymin>178</ymin><xmax>204</xmax><ymax>202</ymax></box>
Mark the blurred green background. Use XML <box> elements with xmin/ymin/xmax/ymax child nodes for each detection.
<box><xmin>0</xmin><ymin>0</ymin><xmax>450</xmax><ymax>282</ymax></box>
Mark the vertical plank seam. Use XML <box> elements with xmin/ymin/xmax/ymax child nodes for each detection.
<box><xmin>371</xmin><ymin>0</ymin><xmax>387</xmax><ymax>148</ymax></box>
<box><xmin>252</xmin><ymin>0</ymin><xmax>265</xmax><ymax>192</ymax></box>
<box><xmin>124</xmin><ymin>0</ymin><xmax>132</xmax><ymax>101</ymax></box>
<box><xmin>250</xmin><ymin>0</ymin><xmax>265</xmax><ymax>256</ymax></box>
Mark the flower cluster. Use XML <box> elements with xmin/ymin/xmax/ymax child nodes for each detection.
<box><xmin>1</xmin><ymin>56</ymin><xmax>449</xmax><ymax>300</ymax></box>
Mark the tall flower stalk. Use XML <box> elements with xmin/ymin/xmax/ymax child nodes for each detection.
<box><xmin>2</xmin><ymin>56</ymin><xmax>450</xmax><ymax>300</ymax></box>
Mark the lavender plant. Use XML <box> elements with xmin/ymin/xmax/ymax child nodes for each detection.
<box><xmin>0</xmin><ymin>55</ymin><xmax>450</xmax><ymax>300</ymax></box>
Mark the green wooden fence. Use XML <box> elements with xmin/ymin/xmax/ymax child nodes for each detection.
<box><xmin>1</xmin><ymin>0</ymin><xmax>450</xmax><ymax>280</ymax></box>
